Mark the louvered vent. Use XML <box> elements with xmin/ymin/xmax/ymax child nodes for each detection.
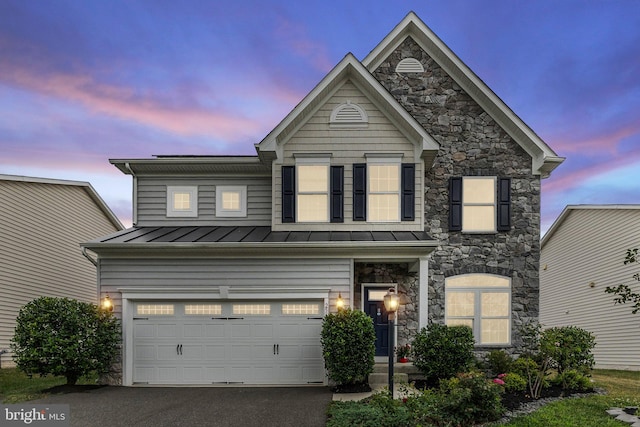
<box><xmin>395</xmin><ymin>58</ymin><xmax>425</xmax><ymax>73</ymax></box>
<box><xmin>329</xmin><ymin>101</ymin><xmax>368</xmax><ymax>128</ymax></box>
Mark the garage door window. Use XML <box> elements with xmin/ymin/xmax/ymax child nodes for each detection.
<box><xmin>282</xmin><ymin>303</ymin><xmax>320</xmax><ymax>315</ymax></box>
<box><xmin>137</xmin><ymin>304</ymin><xmax>174</xmax><ymax>315</ymax></box>
<box><xmin>185</xmin><ymin>304</ymin><xmax>222</xmax><ymax>315</ymax></box>
<box><xmin>233</xmin><ymin>304</ymin><xmax>270</xmax><ymax>315</ymax></box>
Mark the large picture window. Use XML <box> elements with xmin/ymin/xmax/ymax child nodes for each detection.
<box><xmin>445</xmin><ymin>274</ymin><xmax>511</xmax><ymax>345</ymax></box>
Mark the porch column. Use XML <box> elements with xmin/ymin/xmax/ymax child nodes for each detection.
<box><xmin>419</xmin><ymin>257</ymin><xmax>429</xmax><ymax>329</ymax></box>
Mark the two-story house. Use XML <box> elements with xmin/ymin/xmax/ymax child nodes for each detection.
<box><xmin>83</xmin><ymin>12</ymin><xmax>563</xmax><ymax>386</ymax></box>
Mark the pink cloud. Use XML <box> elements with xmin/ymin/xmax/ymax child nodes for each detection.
<box><xmin>550</xmin><ymin>123</ymin><xmax>640</xmax><ymax>155</ymax></box>
<box><xmin>274</xmin><ymin>17</ymin><xmax>335</xmax><ymax>73</ymax></box>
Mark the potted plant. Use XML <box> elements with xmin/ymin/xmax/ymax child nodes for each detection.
<box><xmin>396</xmin><ymin>344</ymin><xmax>411</xmax><ymax>363</ymax></box>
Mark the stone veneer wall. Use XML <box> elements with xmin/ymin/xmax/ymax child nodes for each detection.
<box><xmin>354</xmin><ymin>263</ymin><xmax>418</xmax><ymax>348</ymax></box>
<box><xmin>372</xmin><ymin>37</ymin><xmax>541</xmax><ymax>353</ymax></box>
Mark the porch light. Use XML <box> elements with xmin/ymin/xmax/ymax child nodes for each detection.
<box><xmin>101</xmin><ymin>294</ymin><xmax>114</xmax><ymax>312</ymax></box>
<box><xmin>383</xmin><ymin>288</ymin><xmax>399</xmax><ymax>399</ymax></box>
<box><xmin>336</xmin><ymin>293</ymin><xmax>345</xmax><ymax>311</ymax></box>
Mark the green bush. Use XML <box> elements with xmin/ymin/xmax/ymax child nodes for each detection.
<box><xmin>502</xmin><ymin>372</ymin><xmax>527</xmax><ymax>392</ymax></box>
<box><xmin>486</xmin><ymin>349</ymin><xmax>514</xmax><ymax>376</ymax></box>
<box><xmin>11</xmin><ymin>297</ymin><xmax>120</xmax><ymax>385</ymax></box>
<box><xmin>412</xmin><ymin>323</ymin><xmax>475</xmax><ymax>384</ymax></box>
<box><xmin>321</xmin><ymin>308</ymin><xmax>375</xmax><ymax>386</ymax></box>
<box><xmin>551</xmin><ymin>369</ymin><xmax>594</xmax><ymax>392</ymax></box>
<box><xmin>540</xmin><ymin>326</ymin><xmax>596</xmax><ymax>376</ymax></box>
<box><xmin>327</xmin><ymin>392</ymin><xmax>412</xmax><ymax>427</ymax></box>
<box><xmin>435</xmin><ymin>372</ymin><xmax>505</xmax><ymax>426</ymax></box>
<box><xmin>512</xmin><ymin>356</ymin><xmax>549</xmax><ymax>398</ymax></box>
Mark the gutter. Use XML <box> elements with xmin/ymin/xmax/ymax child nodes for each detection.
<box><xmin>124</xmin><ymin>162</ymin><xmax>138</xmax><ymax>226</ymax></box>
<box><xmin>81</xmin><ymin>247</ymin><xmax>98</xmax><ymax>266</ymax></box>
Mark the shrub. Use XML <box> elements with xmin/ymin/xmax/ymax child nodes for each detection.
<box><xmin>486</xmin><ymin>350</ymin><xmax>514</xmax><ymax>376</ymax></box>
<box><xmin>512</xmin><ymin>356</ymin><xmax>549</xmax><ymax>398</ymax></box>
<box><xmin>11</xmin><ymin>297</ymin><xmax>120</xmax><ymax>385</ymax></box>
<box><xmin>551</xmin><ymin>369</ymin><xmax>594</xmax><ymax>392</ymax></box>
<box><xmin>540</xmin><ymin>326</ymin><xmax>596</xmax><ymax>376</ymax></box>
<box><xmin>412</xmin><ymin>324</ymin><xmax>475</xmax><ymax>384</ymax></box>
<box><xmin>436</xmin><ymin>372</ymin><xmax>505</xmax><ymax>426</ymax></box>
<box><xmin>502</xmin><ymin>372</ymin><xmax>527</xmax><ymax>393</ymax></box>
<box><xmin>321</xmin><ymin>308</ymin><xmax>375</xmax><ymax>386</ymax></box>
<box><xmin>327</xmin><ymin>392</ymin><xmax>412</xmax><ymax>427</ymax></box>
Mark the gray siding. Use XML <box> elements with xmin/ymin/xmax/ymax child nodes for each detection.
<box><xmin>540</xmin><ymin>207</ymin><xmax>640</xmax><ymax>370</ymax></box>
<box><xmin>99</xmin><ymin>257</ymin><xmax>352</xmax><ymax>315</ymax></box>
<box><xmin>136</xmin><ymin>176</ymin><xmax>272</xmax><ymax>226</ymax></box>
<box><xmin>273</xmin><ymin>80</ymin><xmax>423</xmax><ymax>231</ymax></box>
<box><xmin>0</xmin><ymin>179</ymin><xmax>121</xmax><ymax>367</ymax></box>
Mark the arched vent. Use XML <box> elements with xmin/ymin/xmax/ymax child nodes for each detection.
<box><xmin>329</xmin><ymin>101</ymin><xmax>368</xmax><ymax>128</ymax></box>
<box><xmin>395</xmin><ymin>58</ymin><xmax>425</xmax><ymax>73</ymax></box>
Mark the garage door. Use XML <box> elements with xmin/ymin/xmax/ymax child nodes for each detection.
<box><xmin>132</xmin><ymin>301</ymin><xmax>325</xmax><ymax>385</ymax></box>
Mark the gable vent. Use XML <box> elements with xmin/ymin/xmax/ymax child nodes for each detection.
<box><xmin>330</xmin><ymin>101</ymin><xmax>368</xmax><ymax>128</ymax></box>
<box><xmin>395</xmin><ymin>58</ymin><xmax>425</xmax><ymax>73</ymax></box>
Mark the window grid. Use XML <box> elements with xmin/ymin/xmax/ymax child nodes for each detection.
<box><xmin>222</xmin><ymin>191</ymin><xmax>241</xmax><ymax>211</ymax></box>
<box><xmin>173</xmin><ymin>193</ymin><xmax>191</xmax><ymax>210</ymax></box>
<box><xmin>137</xmin><ymin>304</ymin><xmax>174</xmax><ymax>315</ymax></box>
<box><xmin>297</xmin><ymin>164</ymin><xmax>329</xmax><ymax>222</ymax></box>
<box><xmin>368</xmin><ymin>164</ymin><xmax>400</xmax><ymax>222</ymax></box>
<box><xmin>184</xmin><ymin>304</ymin><xmax>222</xmax><ymax>315</ymax></box>
<box><xmin>282</xmin><ymin>304</ymin><xmax>320</xmax><ymax>315</ymax></box>
<box><xmin>233</xmin><ymin>304</ymin><xmax>271</xmax><ymax>315</ymax></box>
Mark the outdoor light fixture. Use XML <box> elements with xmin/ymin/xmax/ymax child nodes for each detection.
<box><xmin>383</xmin><ymin>288</ymin><xmax>399</xmax><ymax>398</ymax></box>
<box><xmin>101</xmin><ymin>294</ymin><xmax>114</xmax><ymax>312</ymax></box>
<box><xmin>336</xmin><ymin>292</ymin><xmax>345</xmax><ymax>310</ymax></box>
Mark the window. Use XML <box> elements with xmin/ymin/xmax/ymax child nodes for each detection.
<box><xmin>445</xmin><ymin>274</ymin><xmax>511</xmax><ymax>345</ymax></box>
<box><xmin>167</xmin><ymin>186</ymin><xmax>198</xmax><ymax>217</ymax></box>
<box><xmin>185</xmin><ymin>304</ymin><xmax>222</xmax><ymax>315</ymax></box>
<box><xmin>449</xmin><ymin>177</ymin><xmax>511</xmax><ymax>232</ymax></box>
<box><xmin>233</xmin><ymin>304</ymin><xmax>270</xmax><ymax>315</ymax></box>
<box><xmin>282</xmin><ymin>303</ymin><xmax>320</xmax><ymax>315</ymax></box>
<box><xmin>282</xmin><ymin>162</ymin><xmax>343</xmax><ymax>223</ymax></box>
<box><xmin>297</xmin><ymin>164</ymin><xmax>329</xmax><ymax>222</ymax></box>
<box><xmin>216</xmin><ymin>186</ymin><xmax>247</xmax><ymax>217</ymax></box>
<box><xmin>353</xmin><ymin>159</ymin><xmax>415</xmax><ymax>222</ymax></box>
<box><xmin>137</xmin><ymin>304</ymin><xmax>174</xmax><ymax>315</ymax></box>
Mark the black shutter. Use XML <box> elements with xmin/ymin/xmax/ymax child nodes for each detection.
<box><xmin>497</xmin><ymin>177</ymin><xmax>511</xmax><ymax>231</ymax></box>
<box><xmin>330</xmin><ymin>166</ymin><xmax>344</xmax><ymax>223</ymax></box>
<box><xmin>282</xmin><ymin>166</ymin><xmax>295</xmax><ymax>223</ymax></box>
<box><xmin>449</xmin><ymin>177</ymin><xmax>462</xmax><ymax>231</ymax></box>
<box><xmin>401</xmin><ymin>164</ymin><xmax>415</xmax><ymax>221</ymax></box>
<box><xmin>353</xmin><ymin>164</ymin><xmax>367</xmax><ymax>221</ymax></box>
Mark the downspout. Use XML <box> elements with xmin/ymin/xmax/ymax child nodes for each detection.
<box><xmin>124</xmin><ymin>162</ymin><xmax>138</xmax><ymax>226</ymax></box>
<box><xmin>81</xmin><ymin>247</ymin><xmax>98</xmax><ymax>266</ymax></box>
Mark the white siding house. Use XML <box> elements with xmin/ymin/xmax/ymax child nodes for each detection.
<box><xmin>0</xmin><ymin>175</ymin><xmax>123</xmax><ymax>367</ymax></box>
<box><xmin>540</xmin><ymin>205</ymin><xmax>640</xmax><ymax>370</ymax></box>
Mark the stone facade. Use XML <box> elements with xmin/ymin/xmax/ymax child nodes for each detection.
<box><xmin>371</xmin><ymin>37</ymin><xmax>541</xmax><ymax>353</ymax></box>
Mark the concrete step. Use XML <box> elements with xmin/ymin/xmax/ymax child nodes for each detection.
<box><xmin>372</xmin><ymin>362</ymin><xmax>420</xmax><ymax>374</ymax></box>
<box><xmin>368</xmin><ymin>372</ymin><xmax>409</xmax><ymax>388</ymax></box>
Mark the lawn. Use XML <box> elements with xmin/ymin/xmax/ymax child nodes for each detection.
<box><xmin>0</xmin><ymin>368</ymin><xmax>98</xmax><ymax>403</ymax></box>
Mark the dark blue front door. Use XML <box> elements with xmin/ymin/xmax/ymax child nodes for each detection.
<box><xmin>364</xmin><ymin>287</ymin><xmax>389</xmax><ymax>356</ymax></box>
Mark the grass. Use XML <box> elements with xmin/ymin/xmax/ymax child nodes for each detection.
<box><xmin>494</xmin><ymin>369</ymin><xmax>640</xmax><ymax>427</ymax></box>
<box><xmin>0</xmin><ymin>368</ymin><xmax>99</xmax><ymax>403</ymax></box>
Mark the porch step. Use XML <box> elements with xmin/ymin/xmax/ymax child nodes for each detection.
<box><xmin>368</xmin><ymin>363</ymin><xmax>417</xmax><ymax>389</ymax></box>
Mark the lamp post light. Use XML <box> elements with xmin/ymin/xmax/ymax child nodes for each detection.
<box><xmin>383</xmin><ymin>288</ymin><xmax>399</xmax><ymax>398</ymax></box>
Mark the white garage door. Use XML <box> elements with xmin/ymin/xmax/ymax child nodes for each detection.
<box><xmin>132</xmin><ymin>301</ymin><xmax>325</xmax><ymax>385</ymax></box>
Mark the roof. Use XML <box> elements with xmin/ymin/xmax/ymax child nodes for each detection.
<box><xmin>542</xmin><ymin>204</ymin><xmax>640</xmax><ymax>248</ymax></box>
<box><xmin>0</xmin><ymin>174</ymin><xmax>123</xmax><ymax>230</ymax></box>
<box><xmin>255</xmin><ymin>53</ymin><xmax>440</xmax><ymax>167</ymax></box>
<box><xmin>110</xmin><ymin>156</ymin><xmax>269</xmax><ymax>176</ymax></box>
<box><xmin>83</xmin><ymin>226</ymin><xmax>437</xmax><ymax>258</ymax></box>
<box><xmin>363</xmin><ymin>11</ymin><xmax>564</xmax><ymax>177</ymax></box>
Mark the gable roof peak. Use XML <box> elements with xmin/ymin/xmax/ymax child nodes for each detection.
<box><xmin>363</xmin><ymin>11</ymin><xmax>564</xmax><ymax>178</ymax></box>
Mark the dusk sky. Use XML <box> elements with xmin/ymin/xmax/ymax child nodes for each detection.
<box><xmin>1</xmin><ymin>1</ymin><xmax>638</xmax><ymax>234</ymax></box>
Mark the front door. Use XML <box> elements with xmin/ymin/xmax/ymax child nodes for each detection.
<box><xmin>363</xmin><ymin>287</ymin><xmax>391</xmax><ymax>356</ymax></box>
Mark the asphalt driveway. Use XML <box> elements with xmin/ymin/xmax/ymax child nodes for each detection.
<box><xmin>31</xmin><ymin>386</ymin><xmax>333</xmax><ymax>427</ymax></box>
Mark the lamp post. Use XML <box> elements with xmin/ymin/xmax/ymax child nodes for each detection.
<box><xmin>383</xmin><ymin>288</ymin><xmax>399</xmax><ymax>398</ymax></box>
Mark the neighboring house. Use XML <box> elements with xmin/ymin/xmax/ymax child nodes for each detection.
<box><xmin>0</xmin><ymin>174</ymin><xmax>123</xmax><ymax>367</ymax></box>
<box><xmin>540</xmin><ymin>205</ymin><xmax>640</xmax><ymax>371</ymax></box>
<box><xmin>83</xmin><ymin>12</ymin><xmax>563</xmax><ymax>386</ymax></box>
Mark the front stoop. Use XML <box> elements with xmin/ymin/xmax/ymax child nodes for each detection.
<box><xmin>368</xmin><ymin>362</ymin><xmax>419</xmax><ymax>389</ymax></box>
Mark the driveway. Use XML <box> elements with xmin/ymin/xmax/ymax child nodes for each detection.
<box><xmin>31</xmin><ymin>386</ymin><xmax>333</xmax><ymax>427</ymax></box>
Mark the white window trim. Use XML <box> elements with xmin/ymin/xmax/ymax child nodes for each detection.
<box><xmin>295</xmin><ymin>156</ymin><xmax>330</xmax><ymax>223</ymax></box>
<box><xmin>366</xmin><ymin>155</ymin><xmax>402</xmax><ymax>223</ymax></box>
<box><xmin>445</xmin><ymin>274</ymin><xmax>511</xmax><ymax>346</ymax></box>
<box><xmin>166</xmin><ymin>186</ymin><xmax>198</xmax><ymax>217</ymax></box>
<box><xmin>462</xmin><ymin>176</ymin><xmax>497</xmax><ymax>233</ymax></box>
<box><xmin>216</xmin><ymin>185</ymin><xmax>247</xmax><ymax>217</ymax></box>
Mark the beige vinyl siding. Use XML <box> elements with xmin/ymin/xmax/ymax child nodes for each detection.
<box><xmin>0</xmin><ymin>180</ymin><xmax>121</xmax><ymax>367</ymax></box>
<box><xmin>136</xmin><ymin>176</ymin><xmax>272</xmax><ymax>226</ymax></box>
<box><xmin>98</xmin><ymin>257</ymin><xmax>351</xmax><ymax>316</ymax></box>
<box><xmin>274</xmin><ymin>80</ymin><xmax>423</xmax><ymax>231</ymax></box>
<box><xmin>540</xmin><ymin>207</ymin><xmax>640</xmax><ymax>370</ymax></box>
